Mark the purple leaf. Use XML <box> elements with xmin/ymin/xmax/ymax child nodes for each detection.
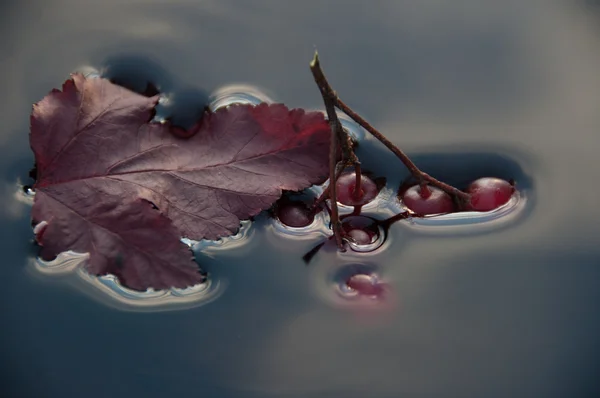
<box><xmin>30</xmin><ymin>74</ymin><xmax>330</xmax><ymax>290</ymax></box>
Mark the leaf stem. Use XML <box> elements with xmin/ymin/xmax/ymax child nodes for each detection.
<box><xmin>309</xmin><ymin>52</ymin><xmax>470</xmax><ymax>203</ymax></box>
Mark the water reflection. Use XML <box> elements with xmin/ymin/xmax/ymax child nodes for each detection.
<box><xmin>31</xmin><ymin>251</ymin><xmax>223</xmax><ymax>312</ymax></box>
<box><xmin>1</xmin><ymin>180</ymin><xmax>33</xmax><ymax>219</ymax></box>
<box><xmin>27</xmin><ymin>218</ymin><xmax>256</xmax><ymax>312</ymax></box>
<box><xmin>209</xmin><ymin>83</ymin><xmax>274</xmax><ymax>110</ymax></box>
<box><xmin>239</xmin><ymin>248</ymin><xmax>600</xmax><ymax>396</ymax></box>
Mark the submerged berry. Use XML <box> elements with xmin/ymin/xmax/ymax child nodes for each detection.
<box><xmin>341</xmin><ymin>216</ymin><xmax>380</xmax><ymax>246</ymax></box>
<box><xmin>345</xmin><ymin>273</ymin><xmax>384</xmax><ymax>296</ymax></box>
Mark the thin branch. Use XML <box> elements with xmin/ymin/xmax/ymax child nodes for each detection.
<box><xmin>310</xmin><ymin>52</ymin><xmax>345</xmax><ymax>249</ymax></box>
<box><xmin>327</xmin><ymin>117</ymin><xmax>344</xmax><ymax>249</ymax></box>
<box><xmin>310</xmin><ymin>52</ymin><xmax>470</xmax><ymax>203</ymax></box>
<box><xmin>310</xmin><ymin>51</ymin><xmax>364</xmax><ymax>205</ymax></box>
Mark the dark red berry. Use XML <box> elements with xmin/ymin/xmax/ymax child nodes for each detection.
<box><xmin>402</xmin><ymin>184</ymin><xmax>455</xmax><ymax>215</ymax></box>
<box><xmin>466</xmin><ymin>177</ymin><xmax>514</xmax><ymax>211</ymax></box>
<box><xmin>341</xmin><ymin>216</ymin><xmax>379</xmax><ymax>245</ymax></box>
<box><xmin>346</xmin><ymin>273</ymin><xmax>384</xmax><ymax>296</ymax></box>
<box><xmin>336</xmin><ymin>172</ymin><xmax>379</xmax><ymax>206</ymax></box>
<box><xmin>276</xmin><ymin>202</ymin><xmax>315</xmax><ymax>228</ymax></box>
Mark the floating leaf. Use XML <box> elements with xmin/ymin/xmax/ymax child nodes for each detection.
<box><xmin>30</xmin><ymin>74</ymin><xmax>330</xmax><ymax>290</ymax></box>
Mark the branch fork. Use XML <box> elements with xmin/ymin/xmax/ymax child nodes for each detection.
<box><xmin>309</xmin><ymin>51</ymin><xmax>470</xmax><ymax>248</ymax></box>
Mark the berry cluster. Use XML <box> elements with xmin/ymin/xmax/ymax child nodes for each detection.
<box><xmin>400</xmin><ymin>177</ymin><xmax>515</xmax><ymax>215</ymax></box>
<box><xmin>272</xmin><ymin>167</ymin><xmax>517</xmax><ymax>299</ymax></box>
<box><xmin>222</xmin><ymin>53</ymin><xmax>521</xmax><ymax>303</ymax></box>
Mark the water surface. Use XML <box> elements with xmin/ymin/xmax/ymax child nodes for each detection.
<box><xmin>1</xmin><ymin>1</ymin><xmax>600</xmax><ymax>397</ymax></box>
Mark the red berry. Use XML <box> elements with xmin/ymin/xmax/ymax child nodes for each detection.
<box><xmin>341</xmin><ymin>216</ymin><xmax>379</xmax><ymax>245</ymax></box>
<box><xmin>276</xmin><ymin>202</ymin><xmax>315</xmax><ymax>228</ymax></box>
<box><xmin>402</xmin><ymin>184</ymin><xmax>455</xmax><ymax>215</ymax></box>
<box><xmin>336</xmin><ymin>172</ymin><xmax>379</xmax><ymax>206</ymax></box>
<box><xmin>466</xmin><ymin>177</ymin><xmax>514</xmax><ymax>211</ymax></box>
<box><xmin>346</xmin><ymin>273</ymin><xmax>384</xmax><ymax>296</ymax></box>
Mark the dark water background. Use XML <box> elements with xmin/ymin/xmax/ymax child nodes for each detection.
<box><xmin>1</xmin><ymin>1</ymin><xmax>600</xmax><ymax>397</ymax></box>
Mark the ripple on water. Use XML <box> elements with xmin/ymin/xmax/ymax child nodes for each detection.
<box><xmin>340</xmin><ymin>215</ymin><xmax>386</xmax><ymax>253</ymax></box>
<box><xmin>269</xmin><ymin>209</ymin><xmax>331</xmax><ymax>241</ymax></box>
<box><xmin>28</xmin><ymin>220</ymin><xmax>255</xmax><ymax>312</ymax></box>
<box><xmin>31</xmin><ymin>250</ymin><xmax>223</xmax><ymax>312</ymax></box>
<box><xmin>209</xmin><ymin>84</ymin><xmax>274</xmax><ymax>111</ymax></box>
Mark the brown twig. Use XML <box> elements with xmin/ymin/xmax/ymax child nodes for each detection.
<box><xmin>311</xmin><ymin>55</ymin><xmax>362</xmax><ymax>207</ymax></box>
<box><xmin>310</xmin><ymin>52</ymin><xmax>345</xmax><ymax>249</ymax></box>
<box><xmin>309</xmin><ymin>52</ymin><xmax>470</xmax><ymax>203</ymax></box>
<box><xmin>327</xmin><ymin>122</ymin><xmax>344</xmax><ymax>249</ymax></box>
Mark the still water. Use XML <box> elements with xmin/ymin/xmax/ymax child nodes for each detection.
<box><xmin>1</xmin><ymin>1</ymin><xmax>600</xmax><ymax>397</ymax></box>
